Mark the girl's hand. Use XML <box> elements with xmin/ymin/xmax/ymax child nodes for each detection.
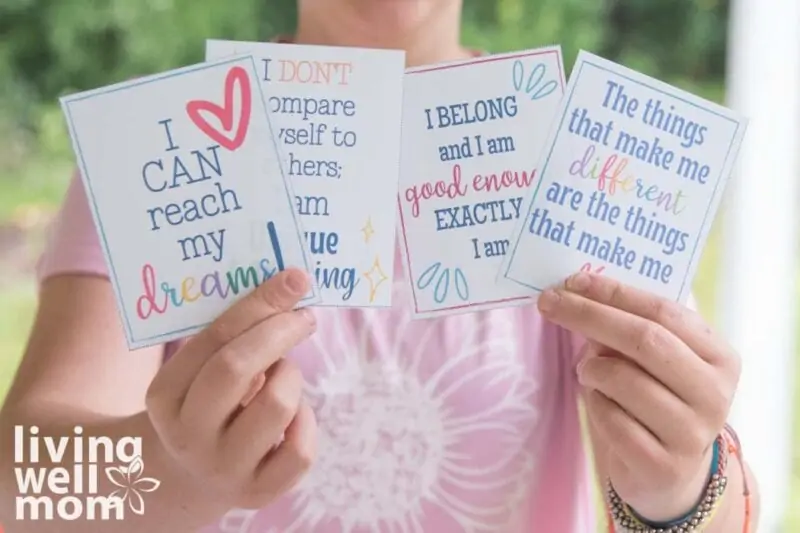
<box><xmin>537</xmin><ymin>272</ymin><xmax>741</xmax><ymax>521</ymax></box>
<box><xmin>145</xmin><ymin>269</ymin><xmax>318</xmax><ymax>510</ymax></box>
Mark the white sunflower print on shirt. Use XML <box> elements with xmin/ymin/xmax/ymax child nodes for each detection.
<box><xmin>214</xmin><ymin>280</ymin><xmax>543</xmax><ymax>533</ymax></box>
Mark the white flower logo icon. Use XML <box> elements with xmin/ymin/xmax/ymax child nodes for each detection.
<box><xmin>105</xmin><ymin>456</ymin><xmax>160</xmax><ymax>515</ymax></box>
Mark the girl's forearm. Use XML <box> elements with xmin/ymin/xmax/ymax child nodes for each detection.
<box><xmin>0</xmin><ymin>403</ymin><xmax>228</xmax><ymax>533</ymax></box>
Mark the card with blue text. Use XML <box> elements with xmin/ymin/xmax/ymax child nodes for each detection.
<box><xmin>397</xmin><ymin>47</ymin><xmax>565</xmax><ymax>318</ymax></box>
<box><xmin>501</xmin><ymin>51</ymin><xmax>747</xmax><ymax>303</ymax></box>
<box><xmin>61</xmin><ymin>56</ymin><xmax>318</xmax><ymax>349</ymax></box>
<box><xmin>206</xmin><ymin>40</ymin><xmax>406</xmax><ymax>307</ymax></box>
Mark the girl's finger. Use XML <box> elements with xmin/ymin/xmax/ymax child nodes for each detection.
<box><xmin>579</xmin><ymin>353</ymin><xmax>710</xmax><ymax>454</ymax></box>
<box><xmin>584</xmin><ymin>389</ymin><xmax>672</xmax><ymax>479</ymax></box>
<box><xmin>219</xmin><ymin>359</ymin><xmax>304</xmax><ymax>479</ymax></box>
<box><xmin>563</xmin><ymin>272</ymin><xmax>737</xmax><ymax>368</ymax></box>
<box><xmin>148</xmin><ymin>268</ymin><xmax>310</xmax><ymax>421</ymax></box>
<box><xmin>240</xmin><ymin>400</ymin><xmax>318</xmax><ymax>508</ymax></box>
<box><xmin>539</xmin><ymin>288</ymin><xmax>708</xmax><ymax>404</ymax></box>
<box><xmin>179</xmin><ymin>309</ymin><xmax>315</xmax><ymax>436</ymax></box>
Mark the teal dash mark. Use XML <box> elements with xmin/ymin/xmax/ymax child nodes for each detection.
<box><xmin>267</xmin><ymin>221</ymin><xmax>285</xmax><ymax>271</ymax></box>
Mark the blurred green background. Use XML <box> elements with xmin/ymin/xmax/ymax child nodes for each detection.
<box><xmin>0</xmin><ymin>0</ymin><xmax>796</xmax><ymax>529</ymax></box>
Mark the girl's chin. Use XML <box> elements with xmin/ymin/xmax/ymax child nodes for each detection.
<box><xmin>350</xmin><ymin>0</ymin><xmax>438</xmax><ymax>32</ymax></box>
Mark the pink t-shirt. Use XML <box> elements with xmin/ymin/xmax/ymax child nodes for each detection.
<box><xmin>38</xmin><ymin>176</ymin><xmax>596</xmax><ymax>532</ymax></box>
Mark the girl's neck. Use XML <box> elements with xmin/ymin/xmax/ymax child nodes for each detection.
<box><xmin>294</xmin><ymin>2</ymin><xmax>473</xmax><ymax>67</ymax></box>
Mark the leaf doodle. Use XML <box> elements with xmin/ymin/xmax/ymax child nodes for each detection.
<box><xmin>417</xmin><ymin>262</ymin><xmax>470</xmax><ymax>304</ymax></box>
<box><xmin>454</xmin><ymin>269</ymin><xmax>469</xmax><ymax>300</ymax></box>
<box><xmin>512</xmin><ymin>60</ymin><xmax>558</xmax><ymax>101</ymax></box>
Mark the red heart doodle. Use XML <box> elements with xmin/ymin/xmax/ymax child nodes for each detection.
<box><xmin>186</xmin><ymin>66</ymin><xmax>252</xmax><ymax>151</ymax></box>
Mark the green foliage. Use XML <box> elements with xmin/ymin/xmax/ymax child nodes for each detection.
<box><xmin>600</xmin><ymin>0</ymin><xmax>729</xmax><ymax>79</ymax></box>
<box><xmin>0</xmin><ymin>0</ymin><xmax>733</xmax><ymax>237</ymax></box>
<box><xmin>1</xmin><ymin>0</ymin><xmax>293</xmax><ymax>97</ymax></box>
<box><xmin>462</xmin><ymin>0</ymin><xmax>606</xmax><ymax>71</ymax></box>
<box><xmin>0</xmin><ymin>0</ymin><xmax>732</xmax><ymax>218</ymax></box>
<box><xmin>0</xmin><ymin>1</ymin><xmax>728</xmax><ymax>116</ymax></box>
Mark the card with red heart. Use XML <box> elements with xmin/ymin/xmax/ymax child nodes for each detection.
<box><xmin>60</xmin><ymin>55</ymin><xmax>320</xmax><ymax>350</ymax></box>
<box><xmin>207</xmin><ymin>40</ymin><xmax>406</xmax><ymax>307</ymax></box>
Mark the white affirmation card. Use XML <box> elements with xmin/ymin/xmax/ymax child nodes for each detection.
<box><xmin>397</xmin><ymin>47</ymin><xmax>565</xmax><ymax>318</ymax></box>
<box><xmin>207</xmin><ymin>39</ymin><xmax>406</xmax><ymax>307</ymax></box>
<box><xmin>61</xmin><ymin>56</ymin><xmax>318</xmax><ymax>349</ymax></box>
<box><xmin>501</xmin><ymin>51</ymin><xmax>747</xmax><ymax>303</ymax></box>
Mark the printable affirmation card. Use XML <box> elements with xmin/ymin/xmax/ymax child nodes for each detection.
<box><xmin>502</xmin><ymin>51</ymin><xmax>747</xmax><ymax>303</ymax></box>
<box><xmin>397</xmin><ymin>47</ymin><xmax>566</xmax><ymax>318</ymax></box>
<box><xmin>206</xmin><ymin>39</ymin><xmax>406</xmax><ymax>307</ymax></box>
<box><xmin>61</xmin><ymin>56</ymin><xmax>318</xmax><ymax>349</ymax></box>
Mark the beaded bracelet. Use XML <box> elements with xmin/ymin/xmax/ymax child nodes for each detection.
<box><xmin>722</xmin><ymin>424</ymin><xmax>752</xmax><ymax>533</ymax></box>
<box><xmin>607</xmin><ymin>433</ymin><xmax>729</xmax><ymax>532</ymax></box>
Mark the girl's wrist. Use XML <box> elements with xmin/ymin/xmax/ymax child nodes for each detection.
<box><xmin>608</xmin><ymin>434</ymin><xmax>728</xmax><ymax>532</ymax></box>
<box><xmin>617</xmin><ymin>445</ymin><xmax>716</xmax><ymax>523</ymax></box>
<box><xmin>608</xmin><ymin>426</ymin><xmax>753</xmax><ymax>533</ymax></box>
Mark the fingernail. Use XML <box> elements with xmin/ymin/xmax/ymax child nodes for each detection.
<box><xmin>284</xmin><ymin>269</ymin><xmax>308</xmax><ymax>295</ymax></box>
<box><xmin>538</xmin><ymin>289</ymin><xmax>561</xmax><ymax>314</ymax></box>
<box><xmin>567</xmin><ymin>272</ymin><xmax>591</xmax><ymax>293</ymax></box>
<box><xmin>299</xmin><ymin>308</ymin><xmax>316</xmax><ymax>328</ymax></box>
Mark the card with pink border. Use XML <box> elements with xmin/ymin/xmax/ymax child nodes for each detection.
<box><xmin>397</xmin><ymin>47</ymin><xmax>565</xmax><ymax>318</ymax></box>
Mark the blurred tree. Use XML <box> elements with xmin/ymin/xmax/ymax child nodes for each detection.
<box><xmin>0</xmin><ymin>1</ymin><xmax>295</xmax><ymax>103</ymax></box>
<box><xmin>0</xmin><ymin>0</ymin><xmax>729</xmax><ymax>135</ymax></box>
<box><xmin>462</xmin><ymin>0</ymin><xmax>606</xmax><ymax>70</ymax></box>
<box><xmin>601</xmin><ymin>0</ymin><xmax>729</xmax><ymax>80</ymax></box>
